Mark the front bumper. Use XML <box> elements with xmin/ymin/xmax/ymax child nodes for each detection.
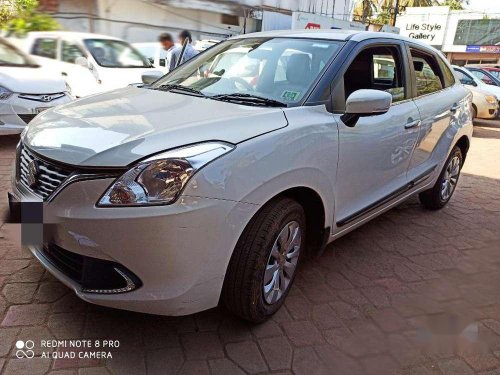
<box><xmin>11</xmin><ymin>177</ymin><xmax>258</xmax><ymax>316</ymax></box>
<box><xmin>0</xmin><ymin>94</ymin><xmax>70</xmax><ymax>135</ymax></box>
<box><xmin>477</xmin><ymin>97</ymin><xmax>499</xmax><ymax>119</ymax></box>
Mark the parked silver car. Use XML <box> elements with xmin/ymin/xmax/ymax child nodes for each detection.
<box><xmin>10</xmin><ymin>30</ymin><xmax>473</xmax><ymax>322</ymax></box>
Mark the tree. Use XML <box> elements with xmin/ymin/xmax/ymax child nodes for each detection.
<box><xmin>353</xmin><ymin>0</ymin><xmax>465</xmax><ymax>26</ymax></box>
<box><xmin>441</xmin><ymin>0</ymin><xmax>469</xmax><ymax>10</ymax></box>
<box><xmin>353</xmin><ymin>0</ymin><xmax>379</xmax><ymax>23</ymax></box>
<box><xmin>0</xmin><ymin>0</ymin><xmax>59</xmax><ymax>36</ymax></box>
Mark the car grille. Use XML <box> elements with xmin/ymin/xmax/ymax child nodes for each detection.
<box><xmin>18</xmin><ymin>92</ymin><xmax>65</xmax><ymax>103</ymax></box>
<box><xmin>18</xmin><ymin>144</ymin><xmax>73</xmax><ymax>200</ymax></box>
<box><xmin>17</xmin><ymin>114</ymin><xmax>37</xmax><ymax>124</ymax></box>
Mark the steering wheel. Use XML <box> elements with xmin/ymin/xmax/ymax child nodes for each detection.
<box><xmin>230</xmin><ymin>77</ymin><xmax>255</xmax><ymax>92</ymax></box>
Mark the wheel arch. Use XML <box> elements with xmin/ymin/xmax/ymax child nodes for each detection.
<box><xmin>455</xmin><ymin>135</ymin><xmax>470</xmax><ymax>162</ymax></box>
<box><xmin>258</xmin><ymin>186</ymin><xmax>329</xmax><ymax>257</ymax></box>
<box><xmin>283</xmin><ymin>187</ymin><xmax>329</xmax><ymax>256</ymax></box>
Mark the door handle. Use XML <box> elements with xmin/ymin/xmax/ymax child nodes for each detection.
<box><xmin>450</xmin><ymin>104</ymin><xmax>460</xmax><ymax>113</ymax></box>
<box><xmin>61</xmin><ymin>72</ymin><xmax>68</xmax><ymax>77</ymax></box>
<box><xmin>404</xmin><ymin>120</ymin><xmax>421</xmax><ymax>129</ymax></box>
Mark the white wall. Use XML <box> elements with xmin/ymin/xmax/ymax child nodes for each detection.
<box><xmin>243</xmin><ymin>0</ymin><xmax>352</xmax><ymax>20</ymax></box>
<box><xmin>54</xmin><ymin>0</ymin><xmax>259</xmax><ymax>42</ymax></box>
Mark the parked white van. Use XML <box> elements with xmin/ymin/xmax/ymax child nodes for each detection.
<box><xmin>25</xmin><ymin>32</ymin><xmax>161</xmax><ymax>97</ymax></box>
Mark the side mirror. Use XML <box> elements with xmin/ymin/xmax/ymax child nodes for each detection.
<box><xmin>341</xmin><ymin>89</ymin><xmax>392</xmax><ymax>127</ymax></box>
<box><xmin>75</xmin><ymin>56</ymin><xmax>88</xmax><ymax>68</ymax></box>
<box><xmin>461</xmin><ymin>79</ymin><xmax>477</xmax><ymax>87</ymax></box>
<box><xmin>142</xmin><ymin>70</ymin><xmax>163</xmax><ymax>84</ymax></box>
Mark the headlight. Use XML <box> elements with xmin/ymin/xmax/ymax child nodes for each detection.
<box><xmin>485</xmin><ymin>95</ymin><xmax>497</xmax><ymax>105</ymax></box>
<box><xmin>98</xmin><ymin>142</ymin><xmax>234</xmax><ymax>207</ymax></box>
<box><xmin>0</xmin><ymin>86</ymin><xmax>13</xmax><ymax>100</ymax></box>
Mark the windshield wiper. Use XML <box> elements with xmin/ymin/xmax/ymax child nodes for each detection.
<box><xmin>155</xmin><ymin>84</ymin><xmax>205</xmax><ymax>97</ymax></box>
<box><xmin>210</xmin><ymin>93</ymin><xmax>286</xmax><ymax>107</ymax></box>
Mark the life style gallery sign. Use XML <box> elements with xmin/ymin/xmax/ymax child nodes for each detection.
<box><xmin>396</xmin><ymin>6</ymin><xmax>449</xmax><ymax>46</ymax></box>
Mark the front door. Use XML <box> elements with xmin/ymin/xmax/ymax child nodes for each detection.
<box><xmin>333</xmin><ymin>42</ymin><xmax>421</xmax><ymax>226</ymax></box>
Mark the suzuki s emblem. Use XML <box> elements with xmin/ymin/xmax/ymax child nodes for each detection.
<box><xmin>27</xmin><ymin>160</ymin><xmax>40</xmax><ymax>188</ymax></box>
<box><xmin>41</xmin><ymin>95</ymin><xmax>52</xmax><ymax>102</ymax></box>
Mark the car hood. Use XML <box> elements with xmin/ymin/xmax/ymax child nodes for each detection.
<box><xmin>23</xmin><ymin>87</ymin><xmax>288</xmax><ymax>167</ymax></box>
<box><xmin>467</xmin><ymin>85</ymin><xmax>497</xmax><ymax>98</ymax></box>
<box><xmin>0</xmin><ymin>66</ymin><xmax>67</xmax><ymax>94</ymax></box>
<box><xmin>478</xmin><ymin>82</ymin><xmax>500</xmax><ymax>99</ymax></box>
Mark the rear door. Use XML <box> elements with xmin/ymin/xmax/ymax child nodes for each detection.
<box><xmin>406</xmin><ymin>45</ymin><xmax>464</xmax><ymax>182</ymax></box>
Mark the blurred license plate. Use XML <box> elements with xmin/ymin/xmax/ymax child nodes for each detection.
<box><xmin>35</xmin><ymin>107</ymin><xmax>51</xmax><ymax>114</ymax></box>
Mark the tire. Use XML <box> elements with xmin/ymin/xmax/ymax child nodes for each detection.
<box><xmin>419</xmin><ymin>146</ymin><xmax>463</xmax><ymax>210</ymax></box>
<box><xmin>222</xmin><ymin>197</ymin><xmax>306</xmax><ymax>322</ymax></box>
<box><xmin>472</xmin><ymin>105</ymin><xmax>477</xmax><ymax>120</ymax></box>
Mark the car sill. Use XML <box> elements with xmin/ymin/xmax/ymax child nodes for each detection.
<box><xmin>336</xmin><ymin>165</ymin><xmax>437</xmax><ymax>227</ymax></box>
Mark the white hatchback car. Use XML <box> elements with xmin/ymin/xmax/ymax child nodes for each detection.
<box><xmin>453</xmin><ymin>66</ymin><xmax>499</xmax><ymax>119</ymax></box>
<box><xmin>25</xmin><ymin>32</ymin><xmax>160</xmax><ymax>98</ymax></box>
<box><xmin>0</xmin><ymin>37</ymin><xmax>71</xmax><ymax>135</ymax></box>
<box><xmin>10</xmin><ymin>30</ymin><xmax>473</xmax><ymax>322</ymax></box>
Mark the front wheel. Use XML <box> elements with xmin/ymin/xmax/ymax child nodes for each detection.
<box><xmin>222</xmin><ymin>197</ymin><xmax>305</xmax><ymax>322</ymax></box>
<box><xmin>419</xmin><ymin>146</ymin><xmax>463</xmax><ymax>210</ymax></box>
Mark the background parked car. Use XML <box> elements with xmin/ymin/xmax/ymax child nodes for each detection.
<box><xmin>0</xmin><ymin>37</ymin><xmax>72</xmax><ymax>135</ymax></box>
<box><xmin>24</xmin><ymin>31</ymin><xmax>161</xmax><ymax>98</ymax></box>
<box><xmin>454</xmin><ymin>66</ymin><xmax>500</xmax><ymax>117</ymax></box>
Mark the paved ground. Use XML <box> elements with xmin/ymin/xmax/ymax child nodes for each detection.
<box><xmin>0</xmin><ymin>118</ymin><xmax>500</xmax><ymax>375</ymax></box>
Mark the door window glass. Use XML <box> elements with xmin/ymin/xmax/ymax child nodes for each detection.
<box><xmin>61</xmin><ymin>41</ymin><xmax>85</xmax><ymax>64</ymax></box>
<box><xmin>343</xmin><ymin>45</ymin><xmax>406</xmax><ymax>104</ymax></box>
<box><xmin>411</xmin><ymin>50</ymin><xmax>444</xmax><ymax>96</ymax></box>
<box><xmin>32</xmin><ymin>38</ymin><xmax>57</xmax><ymax>59</ymax></box>
<box><xmin>83</xmin><ymin>39</ymin><xmax>151</xmax><ymax>68</ymax></box>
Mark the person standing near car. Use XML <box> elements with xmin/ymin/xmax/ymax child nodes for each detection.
<box><xmin>158</xmin><ymin>32</ymin><xmax>177</xmax><ymax>72</ymax></box>
<box><xmin>176</xmin><ymin>30</ymin><xmax>199</xmax><ymax>67</ymax></box>
<box><xmin>159</xmin><ymin>31</ymin><xmax>198</xmax><ymax>72</ymax></box>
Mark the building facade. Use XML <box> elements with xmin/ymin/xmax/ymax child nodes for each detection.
<box><xmin>39</xmin><ymin>0</ymin><xmax>355</xmax><ymax>42</ymax></box>
<box><xmin>396</xmin><ymin>6</ymin><xmax>500</xmax><ymax>65</ymax></box>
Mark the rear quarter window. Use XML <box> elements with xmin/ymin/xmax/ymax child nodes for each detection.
<box><xmin>436</xmin><ymin>56</ymin><xmax>456</xmax><ymax>88</ymax></box>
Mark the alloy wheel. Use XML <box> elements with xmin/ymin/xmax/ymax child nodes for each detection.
<box><xmin>263</xmin><ymin>221</ymin><xmax>301</xmax><ymax>304</ymax></box>
<box><xmin>440</xmin><ymin>155</ymin><xmax>460</xmax><ymax>201</ymax></box>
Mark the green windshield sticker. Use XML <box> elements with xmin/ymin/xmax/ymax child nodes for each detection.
<box><xmin>281</xmin><ymin>90</ymin><xmax>301</xmax><ymax>101</ymax></box>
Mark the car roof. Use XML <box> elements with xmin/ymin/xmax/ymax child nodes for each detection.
<box><xmin>28</xmin><ymin>31</ymin><xmax>121</xmax><ymax>41</ymax></box>
<box><xmin>230</xmin><ymin>29</ymin><xmax>431</xmax><ymax>47</ymax></box>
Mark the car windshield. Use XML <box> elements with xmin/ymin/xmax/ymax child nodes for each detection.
<box><xmin>84</xmin><ymin>39</ymin><xmax>152</xmax><ymax>68</ymax></box>
<box><xmin>488</xmin><ymin>70</ymin><xmax>500</xmax><ymax>79</ymax></box>
<box><xmin>151</xmin><ymin>37</ymin><xmax>342</xmax><ymax>106</ymax></box>
<box><xmin>0</xmin><ymin>39</ymin><xmax>37</xmax><ymax>67</ymax></box>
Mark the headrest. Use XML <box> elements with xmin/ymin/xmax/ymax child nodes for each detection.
<box><xmin>286</xmin><ymin>53</ymin><xmax>311</xmax><ymax>85</ymax></box>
